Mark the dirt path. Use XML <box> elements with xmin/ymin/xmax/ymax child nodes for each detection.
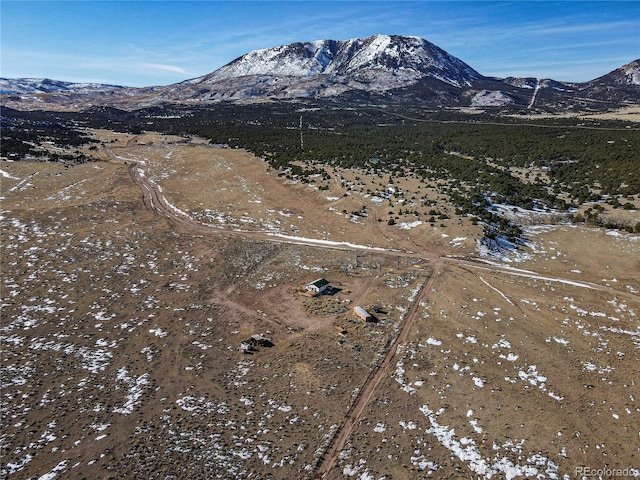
<box><xmin>125</xmin><ymin>156</ymin><xmax>421</xmax><ymax>255</ymax></box>
<box><xmin>125</xmin><ymin>134</ymin><xmax>144</xmax><ymax>148</ymax></box>
<box><xmin>118</xmin><ymin>139</ymin><xmax>639</xmax><ymax>303</ymax></box>
<box><xmin>115</xmin><ymin>137</ymin><xmax>639</xmax><ymax>478</ymax></box>
<box><xmin>311</xmin><ymin>261</ymin><xmax>444</xmax><ymax>479</ymax></box>
<box><xmin>448</xmin><ymin>256</ymin><xmax>640</xmax><ymax>304</ymax></box>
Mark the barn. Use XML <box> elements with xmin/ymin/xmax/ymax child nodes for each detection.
<box><xmin>306</xmin><ymin>278</ymin><xmax>330</xmax><ymax>294</ymax></box>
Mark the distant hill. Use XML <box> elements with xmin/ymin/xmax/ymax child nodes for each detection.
<box><xmin>0</xmin><ymin>77</ymin><xmax>124</xmax><ymax>95</ymax></box>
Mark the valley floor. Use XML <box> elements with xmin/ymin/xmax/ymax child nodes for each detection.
<box><xmin>1</xmin><ymin>132</ymin><xmax>638</xmax><ymax>479</ymax></box>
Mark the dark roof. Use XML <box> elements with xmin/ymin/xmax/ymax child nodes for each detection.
<box><xmin>309</xmin><ymin>278</ymin><xmax>330</xmax><ymax>288</ymax></box>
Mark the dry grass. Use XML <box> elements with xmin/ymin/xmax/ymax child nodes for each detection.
<box><xmin>509</xmin><ymin>105</ymin><xmax>640</xmax><ymax>123</ymax></box>
<box><xmin>1</xmin><ymin>131</ymin><xmax>638</xmax><ymax>479</ymax></box>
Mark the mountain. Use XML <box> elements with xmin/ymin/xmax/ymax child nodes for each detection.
<box><xmin>590</xmin><ymin>60</ymin><xmax>640</xmax><ymax>87</ymax></box>
<box><xmin>157</xmin><ymin>34</ymin><xmax>484</xmax><ymax>102</ymax></box>
<box><xmin>209</xmin><ymin>35</ymin><xmax>480</xmax><ymax>83</ymax></box>
<box><xmin>1</xmin><ymin>35</ymin><xmax>638</xmax><ymax>112</ymax></box>
<box><xmin>0</xmin><ymin>78</ymin><xmax>124</xmax><ymax>95</ymax></box>
<box><xmin>572</xmin><ymin>60</ymin><xmax>640</xmax><ymax>104</ymax></box>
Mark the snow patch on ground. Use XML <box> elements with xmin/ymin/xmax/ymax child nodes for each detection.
<box><xmin>397</xmin><ymin>220</ymin><xmax>422</xmax><ymax>230</ymax></box>
<box><xmin>419</xmin><ymin>404</ymin><xmax>560</xmax><ymax>478</ymax></box>
<box><xmin>1</xmin><ymin>169</ymin><xmax>20</xmax><ymax>180</ymax></box>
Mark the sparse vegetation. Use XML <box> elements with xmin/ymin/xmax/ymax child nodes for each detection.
<box><xmin>3</xmin><ymin>102</ymin><xmax>637</xmax><ymax>244</ymax></box>
<box><xmin>1</xmin><ymin>112</ymin><xmax>638</xmax><ymax>480</ymax></box>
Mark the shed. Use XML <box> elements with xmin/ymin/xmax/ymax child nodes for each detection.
<box><xmin>306</xmin><ymin>278</ymin><xmax>330</xmax><ymax>294</ymax></box>
<box><xmin>354</xmin><ymin>306</ymin><xmax>372</xmax><ymax>322</ymax></box>
<box><xmin>249</xmin><ymin>334</ymin><xmax>272</xmax><ymax>347</ymax></box>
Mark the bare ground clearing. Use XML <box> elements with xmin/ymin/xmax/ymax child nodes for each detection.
<box><xmin>1</xmin><ymin>131</ymin><xmax>638</xmax><ymax>479</ymax></box>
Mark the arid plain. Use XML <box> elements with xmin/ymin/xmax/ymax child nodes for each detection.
<box><xmin>2</xmin><ymin>131</ymin><xmax>639</xmax><ymax>479</ymax></box>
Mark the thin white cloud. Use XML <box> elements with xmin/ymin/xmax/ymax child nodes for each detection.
<box><xmin>519</xmin><ymin>18</ymin><xmax>638</xmax><ymax>36</ymax></box>
<box><xmin>139</xmin><ymin>63</ymin><xmax>188</xmax><ymax>75</ymax></box>
<box><xmin>1</xmin><ymin>49</ymin><xmax>191</xmax><ymax>86</ymax></box>
<box><xmin>430</xmin><ymin>17</ymin><xmax>638</xmax><ymax>50</ymax></box>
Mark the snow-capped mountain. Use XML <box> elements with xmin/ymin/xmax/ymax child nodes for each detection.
<box><xmin>176</xmin><ymin>35</ymin><xmax>483</xmax><ymax>101</ymax></box>
<box><xmin>1</xmin><ymin>35</ymin><xmax>637</xmax><ymax>112</ymax></box>
<box><xmin>0</xmin><ymin>78</ymin><xmax>124</xmax><ymax>95</ymax></box>
<box><xmin>202</xmin><ymin>35</ymin><xmax>481</xmax><ymax>86</ymax></box>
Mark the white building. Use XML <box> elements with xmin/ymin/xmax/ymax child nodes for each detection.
<box><xmin>306</xmin><ymin>278</ymin><xmax>330</xmax><ymax>294</ymax></box>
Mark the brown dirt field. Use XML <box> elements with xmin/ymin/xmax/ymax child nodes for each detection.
<box><xmin>1</xmin><ymin>131</ymin><xmax>638</xmax><ymax>479</ymax></box>
<box><xmin>99</xmin><ymin>131</ymin><xmax>479</xmax><ymax>255</ymax></box>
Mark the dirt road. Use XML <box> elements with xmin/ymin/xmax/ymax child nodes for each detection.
<box><xmin>126</xmin><ymin>157</ymin><xmax>422</xmax><ymax>256</ymax></box>
<box><xmin>311</xmin><ymin>261</ymin><xmax>444</xmax><ymax>479</ymax></box>
<box><xmin>124</xmin><ymin>149</ymin><xmax>637</xmax><ymax>302</ymax></box>
<box><xmin>118</xmin><ymin>138</ymin><xmax>639</xmax><ymax>479</ymax></box>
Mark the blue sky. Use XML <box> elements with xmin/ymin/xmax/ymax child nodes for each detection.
<box><xmin>1</xmin><ymin>1</ymin><xmax>638</xmax><ymax>87</ymax></box>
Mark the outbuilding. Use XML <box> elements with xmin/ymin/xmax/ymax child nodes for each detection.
<box><xmin>249</xmin><ymin>334</ymin><xmax>272</xmax><ymax>347</ymax></box>
<box><xmin>306</xmin><ymin>278</ymin><xmax>330</xmax><ymax>294</ymax></box>
<box><xmin>354</xmin><ymin>306</ymin><xmax>372</xmax><ymax>322</ymax></box>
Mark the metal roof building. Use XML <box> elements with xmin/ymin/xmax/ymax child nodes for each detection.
<box><xmin>306</xmin><ymin>278</ymin><xmax>330</xmax><ymax>293</ymax></box>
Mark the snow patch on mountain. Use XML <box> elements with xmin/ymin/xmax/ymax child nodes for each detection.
<box><xmin>471</xmin><ymin>90</ymin><xmax>513</xmax><ymax>106</ymax></box>
<box><xmin>623</xmin><ymin>62</ymin><xmax>640</xmax><ymax>86</ymax></box>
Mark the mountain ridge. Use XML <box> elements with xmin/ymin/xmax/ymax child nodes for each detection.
<box><xmin>1</xmin><ymin>35</ymin><xmax>638</xmax><ymax>112</ymax></box>
<box><xmin>0</xmin><ymin>77</ymin><xmax>125</xmax><ymax>95</ymax></box>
